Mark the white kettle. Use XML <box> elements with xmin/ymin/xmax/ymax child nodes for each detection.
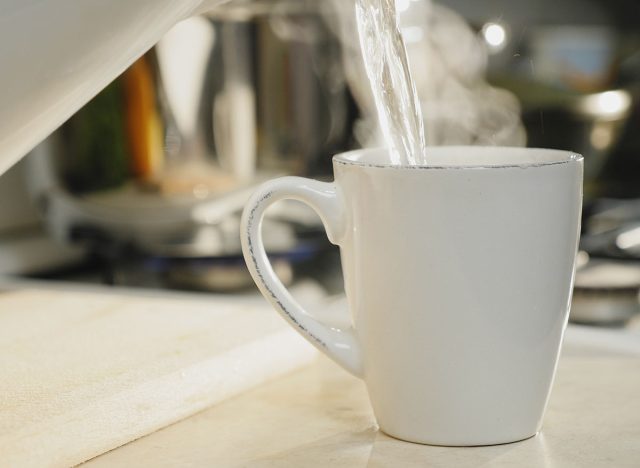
<box><xmin>0</xmin><ymin>0</ymin><xmax>228</xmax><ymax>177</ymax></box>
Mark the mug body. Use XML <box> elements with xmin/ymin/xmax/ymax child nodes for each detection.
<box><xmin>333</xmin><ymin>147</ymin><xmax>583</xmax><ymax>445</ymax></box>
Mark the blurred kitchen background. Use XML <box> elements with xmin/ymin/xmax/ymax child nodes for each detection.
<box><xmin>1</xmin><ymin>0</ymin><xmax>639</xmax><ymax>326</ymax></box>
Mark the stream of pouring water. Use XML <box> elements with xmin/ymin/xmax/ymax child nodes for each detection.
<box><xmin>355</xmin><ymin>0</ymin><xmax>427</xmax><ymax>165</ymax></box>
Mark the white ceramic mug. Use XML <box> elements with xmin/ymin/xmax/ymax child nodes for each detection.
<box><xmin>241</xmin><ymin>146</ymin><xmax>583</xmax><ymax>446</ymax></box>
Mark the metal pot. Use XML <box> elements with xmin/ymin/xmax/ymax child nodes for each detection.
<box><xmin>28</xmin><ymin>0</ymin><xmax>351</xmax><ymax>255</ymax></box>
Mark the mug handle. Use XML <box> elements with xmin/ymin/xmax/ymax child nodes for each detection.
<box><xmin>240</xmin><ymin>176</ymin><xmax>363</xmax><ymax>377</ymax></box>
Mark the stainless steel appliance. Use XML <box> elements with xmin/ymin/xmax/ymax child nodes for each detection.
<box><xmin>24</xmin><ymin>1</ymin><xmax>352</xmax><ymax>290</ymax></box>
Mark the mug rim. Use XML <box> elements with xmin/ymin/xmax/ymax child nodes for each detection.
<box><xmin>333</xmin><ymin>146</ymin><xmax>583</xmax><ymax>170</ymax></box>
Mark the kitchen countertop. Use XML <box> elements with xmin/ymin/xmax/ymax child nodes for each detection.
<box><xmin>85</xmin><ymin>327</ymin><xmax>640</xmax><ymax>468</ymax></box>
<box><xmin>0</xmin><ymin>284</ymin><xmax>321</xmax><ymax>467</ymax></box>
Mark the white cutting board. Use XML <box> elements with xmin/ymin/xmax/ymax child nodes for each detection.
<box><xmin>0</xmin><ymin>286</ymin><xmax>317</xmax><ymax>467</ymax></box>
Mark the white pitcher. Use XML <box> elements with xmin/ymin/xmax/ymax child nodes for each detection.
<box><xmin>0</xmin><ymin>0</ymin><xmax>227</xmax><ymax>176</ymax></box>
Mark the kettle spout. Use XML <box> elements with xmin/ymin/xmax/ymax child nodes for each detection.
<box><xmin>193</xmin><ymin>0</ymin><xmax>234</xmax><ymax>15</ymax></box>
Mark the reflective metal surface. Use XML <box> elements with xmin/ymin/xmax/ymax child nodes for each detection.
<box><xmin>30</xmin><ymin>0</ymin><xmax>351</xmax><ymax>258</ymax></box>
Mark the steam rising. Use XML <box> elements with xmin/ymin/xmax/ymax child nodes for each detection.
<box><xmin>327</xmin><ymin>0</ymin><xmax>526</xmax><ymax>148</ymax></box>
